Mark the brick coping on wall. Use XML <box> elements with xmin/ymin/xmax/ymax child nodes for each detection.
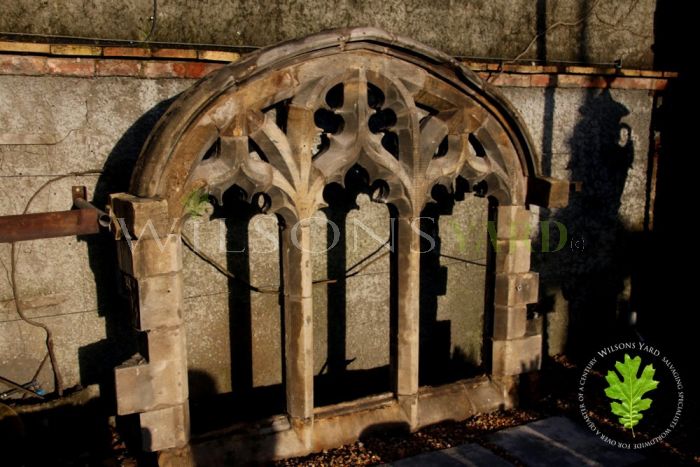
<box><xmin>0</xmin><ymin>40</ymin><xmax>677</xmax><ymax>90</ymax></box>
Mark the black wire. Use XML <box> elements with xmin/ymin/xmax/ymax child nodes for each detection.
<box><xmin>143</xmin><ymin>0</ymin><xmax>158</xmax><ymax>42</ymax></box>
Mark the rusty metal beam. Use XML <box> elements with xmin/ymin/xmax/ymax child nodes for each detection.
<box><xmin>0</xmin><ymin>208</ymin><xmax>101</xmax><ymax>243</ymax></box>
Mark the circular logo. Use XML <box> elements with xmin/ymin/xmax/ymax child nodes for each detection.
<box><xmin>578</xmin><ymin>342</ymin><xmax>684</xmax><ymax>449</ymax></box>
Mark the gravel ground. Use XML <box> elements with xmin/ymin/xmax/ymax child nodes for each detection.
<box><xmin>16</xmin><ymin>355</ymin><xmax>692</xmax><ymax>466</ymax></box>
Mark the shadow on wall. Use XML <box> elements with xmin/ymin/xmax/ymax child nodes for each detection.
<box><xmin>315</xmin><ymin>167</ymin><xmax>394</xmax><ymax>407</ymax></box>
<box><xmin>68</xmin><ymin>97</ymin><xmax>178</xmax><ymax>460</ymax></box>
<box><xmin>77</xmin><ymin>97</ymin><xmax>178</xmax><ymax>406</ymax></box>
<box><xmin>531</xmin><ymin>0</ymin><xmax>641</xmax><ymax>360</ymax></box>
<box><xmin>534</xmin><ymin>88</ymin><xmax>636</xmax><ymax>360</ymax></box>
<box><xmin>419</xmin><ymin>182</ymin><xmax>485</xmax><ymax>386</ymax></box>
<box><xmin>187</xmin><ymin>190</ymin><xmax>287</xmax><ymax>434</ymax></box>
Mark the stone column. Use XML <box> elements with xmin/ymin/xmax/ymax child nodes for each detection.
<box><xmin>395</xmin><ymin>216</ymin><xmax>420</xmax><ymax>427</ymax></box>
<box><xmin>282</xmin><ymin>220</ymin><xmax>314</xmax><ymax>447</ymax></box>
<box><xmin>109</xmin><ymin>194</ymin><xmax>189</xmax><ymax>452</ymax></box>
<box><xmin>491</xmin><ymin>205</ymin><xmax>542</xmax><ymax>376</ymax></box>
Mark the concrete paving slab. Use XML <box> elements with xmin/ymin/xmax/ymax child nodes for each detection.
<box><xmin>387</xmin><ymin>442</ymin><xmax>514</xmax><ymax>466</ymax></box>
<box><xmin>488</xmin><ymin>416</ymin><xmax>645</xmax><ymax>466</ymax></box>
<box><xmin>387</xmin><ymin>417</ymin><xmax>645</xmax><ymax>467</ymax></box>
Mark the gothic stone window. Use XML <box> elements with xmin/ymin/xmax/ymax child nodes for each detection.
<box><xmin>109</xmin><ymin>28</ymin><xmax>565</xmax><ymax>458</ymax></box>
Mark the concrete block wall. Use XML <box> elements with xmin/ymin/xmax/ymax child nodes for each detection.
<box><xmin>0</xmin><ymin>0</ymin><xmax>657</xmax><ymax>67</ymax></box>
<box><xmin>0</xmin><ymin>72</ymin><xmax>193</xmax><ymax>394</ymax></box>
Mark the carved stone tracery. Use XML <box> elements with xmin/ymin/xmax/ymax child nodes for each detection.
<box><xmin>188</xmin><ymin>61</ymin><xmax>519</xmax><ymax>223</ymax></box>
<box><xmin>112</xmin><ymin>28</ymin><xmax>564</xmax><ymax>459</ymax></box>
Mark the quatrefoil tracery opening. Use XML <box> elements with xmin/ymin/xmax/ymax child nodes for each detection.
<box><xmin>192</xmin><ymin>71</ymin><xmax>505</xmax><ymax>223</ymax></box>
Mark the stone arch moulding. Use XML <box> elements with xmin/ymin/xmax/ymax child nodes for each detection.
<box><xmin>107</xmin><ymin>28</ymin><xmax>569</xmax><ymax>462</ymax></box>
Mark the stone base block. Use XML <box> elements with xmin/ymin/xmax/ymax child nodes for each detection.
<box><xmin>140</xmin><ymin>404</ymin><xmax>190</xmax><ymax>452</ymax></box>
<box><xmin>147</xmin><ymin>327</ymin><xmax>187</xmax><ymax>362</ymax></box>
<box><xmin>527</xmin><ymin>176</ymin><xmax>570</xmax><ymax>208</ymax></box>
<box><xmin>492</xmin><ymin>334</ymin><xmax>542</xmax><ymax>376</ymax></box>
<box><xmin>398</xmin><ymin>393</ymin><xmax>418</xmax><ymax>429</ymax></box>
<box><xmin>109</xmin><ymin>193</ymin><xmax>171</xmax><ymax>240</ymax></box>
<box><xmin>494</xmin><ymin>272</ymin><xmax>539</xmax><ymax>306</ymax></box>
<box><xmin>496</xmin><ymin>206</ymin><xmax>531</xmax><ymax>239</ymax></box>
<box><xmin>495</xmin><ymin>239</ymin><xmax>531</xmax><ymax>273</ymax></box>
<box><xmin>493</xmin><ymin>305</ymin><xmax>527</xmax><ymax>340</ymax></box>
<box><xmin>117</xmin><ymin>235</ymin><xmax>182</xmax><ymax>278</ymax></box>
<box><xmin>136</xmin><ymin>273</ymin><xmax>184</xmax><ymax>330</ymax></box>
<box><xmin>115</xmin><ymin>358</ymin><xmax>188</xmax><ymax>415</ymax></box>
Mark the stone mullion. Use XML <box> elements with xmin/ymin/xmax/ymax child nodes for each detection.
<box><xmin>395</xmin><ymin>216</ymin><xmax>421</xmax><ymax>427</ymax></box>
<box><xmin>281</xmin><ymin>220</ymin><xmax>314</xmax><ymax>447</ymax></box>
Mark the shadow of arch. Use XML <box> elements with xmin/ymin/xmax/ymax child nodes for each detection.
<box><xmin>77</xmin><ymin>96</ymin><xmax>179</xmax><ymax>428</ymax></box>
<box><xmin>314</xmin><ymin>164</ymin><xmax>394</xmax><ymax>407</ymax></box>
<box><xmin>418</xmin><ymin>182</ymin><xmax>488</xmax><ymax>386</ymax></box>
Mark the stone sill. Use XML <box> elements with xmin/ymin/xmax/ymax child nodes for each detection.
<box><xmin>1</xmin><ymin>40</ymin><xmax>677</xmax><ymax>90</ymax></box>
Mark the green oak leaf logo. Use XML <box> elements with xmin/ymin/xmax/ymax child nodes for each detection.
<box><xmin>604</xmin><ymin>353</ymin><xmax>659</xmax><ymax>437</ymax></box>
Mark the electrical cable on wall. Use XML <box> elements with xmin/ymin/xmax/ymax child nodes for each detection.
<box><xmin>6</xmin><ymin>170</ymin><xmax>102</xmax><ymax>397</ymax></box>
